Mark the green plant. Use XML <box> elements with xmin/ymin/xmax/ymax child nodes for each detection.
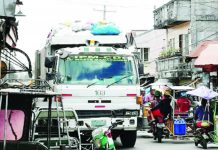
<box><xmin>159</xmin><ymin>48</ymin><xmax>180</xmax><ymax>58</ymax></box>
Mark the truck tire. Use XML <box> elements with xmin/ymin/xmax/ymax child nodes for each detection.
<box><xmin>120</xmin><ymin>131</ymin><xmax>137</xmax><ymax>148</ymax></box>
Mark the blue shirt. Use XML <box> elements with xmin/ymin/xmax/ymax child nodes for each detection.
<box><xmin>194</xmin><ymin>106</ymin><xmax>212</xmax><ymax>122</ymax></box>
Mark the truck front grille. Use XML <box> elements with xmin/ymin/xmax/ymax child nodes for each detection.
<box><xmin>76</xmin><ymin>110</ymin><xmax>124</xmax><ymax>118</ymax></box>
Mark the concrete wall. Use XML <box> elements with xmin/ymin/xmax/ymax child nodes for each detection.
<box><xmin>190</xmin><ymin>0</ymin><xmax>218</xmax><ymax>48</ymax></box>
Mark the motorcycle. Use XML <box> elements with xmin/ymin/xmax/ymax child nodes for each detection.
<box><xmin>150</xmin><ymin>116</ymin><xmax>168</xmax><ymax>143</ymax></box>
<box><xmin>85</xmin><ymin>120</ymin><xmax>124</xmax><ymax>150</ymax></box>
<box><xmin>194</xmin><ymin>123</ymin><xmax>214</xmax><ymax>149</ymax></box>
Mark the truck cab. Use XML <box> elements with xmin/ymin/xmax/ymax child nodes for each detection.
<box><xmin>35</xmin><ymin>26</ymin><xmax>143</xmax><ymax>147</ymax></box>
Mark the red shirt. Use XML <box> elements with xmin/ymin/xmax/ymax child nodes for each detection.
<box><xmin>175</xmin><ymin>97</ymin><xmax>191</xmax><ymax>113</ymax></box>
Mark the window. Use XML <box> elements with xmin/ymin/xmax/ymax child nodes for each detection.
<box><xmin>168</xmin><ymin>39</ymin><xmax>172</xmax><ymax>49</ymax></box>
<box><xmin>172</xmin><ymin>38</ymin><xmax>175</xmax><ymax>49</ymax></box>
<box><xmin>184</xmin><ymin>34</ymin><xmax>189</xmax><ymax>55</ymax></box>
<box><xmin>179</xmin><ymin>34</ymin><xmax>183</xmax><ymax>53</ymax></box>
<box><xmin>141</xmin><ymin>48</ymin><xmax>149</xmax><ymax>62</ymax></box>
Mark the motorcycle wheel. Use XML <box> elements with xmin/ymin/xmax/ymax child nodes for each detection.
<box><xmin>105</xmin><ymin>142</ymin><xmax>109</xmax><ymax>150</ymax></box>
<box><xmin>201</xmin><ymin>139</ymin><xmax>207</xmax><ymax>149</ymax></box>
<box><xmin>157</xmin><ymin>136</ymin><xmax>162</xmax><ymax>143</ymax></box>
<box><xmin>153</xmin><ymin>132</ymin><xmax>157</xmax><ymax>140</ymax></box>
<box><xmin>153</xmin><ymin>136</ymin><xmax>157</xmax><ymax>140</ymax></box>
<box><xmin>157</xmin><ymin>129</ymin><xmax>162</xmax><ymax>143</ymax></box>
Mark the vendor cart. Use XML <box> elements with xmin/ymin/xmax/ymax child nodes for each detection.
<box><xmin>165</xmin><ymin>86</ymin><xmax>195</xmax><ymax>138</ymax></box>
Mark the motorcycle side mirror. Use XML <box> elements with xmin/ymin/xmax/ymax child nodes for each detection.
<box><xmin>85</xmin><ymin>123</ymin><xmax>91</xmax><ymax>129</ymax></box>
<box><xmin>117</xmin><ymin>120</ymin><xmax>124</xmax><ymax>125</ymax></box>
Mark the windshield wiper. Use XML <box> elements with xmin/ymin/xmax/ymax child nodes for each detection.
<box><xmin>87</xmin><ymin>81</ymin><xmax>98</xmax><ymax>88</ymax></box>
<box><xmin>106</xmin><ymin>74</ymin><xmax>132</xmax><ymax>88</ymax></box>
<box><xmin>87</xmin><ymin>76</ymin><xmax>113</xmax><ymax>88</ymax></box>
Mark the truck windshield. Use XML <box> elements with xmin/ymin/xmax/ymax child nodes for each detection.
<box><xmin>58</xmin><ymin>55</ymin><xmax>138</xmax><ymax>85</ymax></box>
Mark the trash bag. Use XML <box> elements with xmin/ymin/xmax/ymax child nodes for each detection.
<box><xmin>91</xmin><ymin>22</ymin><xmax>120</xmax><ymax>35</ymax></box>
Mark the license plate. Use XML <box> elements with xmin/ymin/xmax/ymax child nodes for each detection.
<box><xmin>157</xmin><ymin>123</ymin><xmax>165</xmax><ymax>128</ymax></box>
<box><xmin>203</xmin><ymin>134</ymin><xmax>209</xmax><ymax>139</ymax></box>
<box><xmin>91</xmin><ymin>120</ymin><xmax>106</xmax><ymax>127</ymax></box>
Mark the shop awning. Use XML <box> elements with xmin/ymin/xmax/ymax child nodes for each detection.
<box><xmin>195</xmin><ymin>44</ymin><xmax>218</xmax><ymax>67</ymax></box>
<box><xmin>188</xmin><ymin>40</ymin><xmax>218</xmax><ymax>58</ymax></box>
<box><xmin>190</xmin><ymin>41</ymin><xmax>218</xmax><ymax>72</ymax></box>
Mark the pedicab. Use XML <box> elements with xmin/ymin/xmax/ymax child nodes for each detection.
<box><xmin>0</xmin><ymin>79</ymin><xmax>59</xmax><ymax>150</ymax></box>
<box><xmin>186</xmin><ymin>86</ymin><xmax>218</xmax><ymax>149</ymax></box>
<box><xmin>164</xmin><ymin>86</ymin><xmax>195</xmax><ymax>139</ymax></box>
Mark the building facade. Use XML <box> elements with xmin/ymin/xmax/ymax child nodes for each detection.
<box><xmin>153</xmin><ymin>0</ymin><xmax>218</xmax><ymax>85</ymax></box>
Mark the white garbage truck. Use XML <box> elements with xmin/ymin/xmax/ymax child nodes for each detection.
<box><xmin>35</xmin><ymin>24</ymin><xmax>143</xmax><ymax>147</ymax></box>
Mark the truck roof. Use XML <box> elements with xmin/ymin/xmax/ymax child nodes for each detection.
<box><xmin>48</xmin><ymin>29</ymin><xmax>127</xmax><ymax>45</ymax></box>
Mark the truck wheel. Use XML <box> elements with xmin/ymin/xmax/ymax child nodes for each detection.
<box><xmin>112</xmin><ymin>131</ymin><xmax>119</xmax><ymax>140</ymax></box>
<box><xmin>120</xmin><ymin>131</ymin><xmax>137</xmax><ymax>148</ymax></box>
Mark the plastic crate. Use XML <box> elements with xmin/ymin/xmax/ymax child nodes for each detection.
<box><xmin>174</xmin><ymin>119</ymin><xmax>186</xmax><ymax>135</ymax></box>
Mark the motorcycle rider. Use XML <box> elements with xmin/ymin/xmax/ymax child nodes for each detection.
<box><xmin>148</xmin><ymin>87</ymin><xmax>172</xmax><ymax>123</ymax></box>
<box><xmin>150</xmin><ymin>90</ymin><xmax>162</xmax><ymax>108</ymax></box>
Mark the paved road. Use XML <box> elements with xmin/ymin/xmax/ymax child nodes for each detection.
<box><xmin>115</xmin><ymin>131</ymin><xmax>218</xmax><ymax>150</ymax></box>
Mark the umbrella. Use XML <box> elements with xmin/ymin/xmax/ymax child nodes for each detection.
<box><xmin>186</xmin><ymin>86</ymin><xmax>218</xmax><ymax>100</ymax></box>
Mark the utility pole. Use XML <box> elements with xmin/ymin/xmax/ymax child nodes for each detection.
<box><xmin>93</xmin><ymin>5</ymin><xmax>116</xmax><ymax>20</ymax></box>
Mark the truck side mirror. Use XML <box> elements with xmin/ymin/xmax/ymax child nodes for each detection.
<box><xmin>45</xmin><ymin>56</ymin><xmax>57</xmax><ymax>68</ymax></box>
<box><xmin>138</xmin><ymin>63</ymin><xmax>144</xmax><ymax>75</ymax></box>
<box><xmin>46</xmin><ymin>72</ymin><xmax>55</xmax><ymax>80</ymax></box>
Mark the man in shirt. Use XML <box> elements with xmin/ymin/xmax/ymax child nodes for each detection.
<box><xmin>143</xmin><ymin>88</ymin><xmax>154</xmax><ymax>104</ymax></box>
